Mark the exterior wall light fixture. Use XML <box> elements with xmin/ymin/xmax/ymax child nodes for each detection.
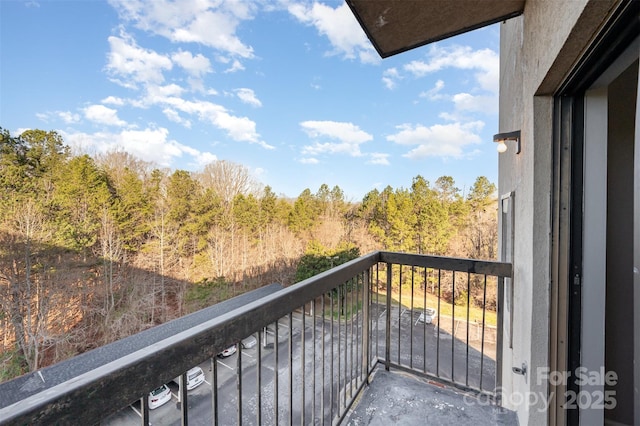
<box><xmin>493</xmin><ymin>130</ymin><xmax>521</xmax><ymax>154</ymax></box>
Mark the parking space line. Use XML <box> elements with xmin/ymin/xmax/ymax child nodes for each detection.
<box><xmin>204</xmin><ymin>379</ymin><xmax>211</xmax><ymax>386</ymax></box>
<box><xmin>217</xmin><ymin>359</ymin><xmax>234</xmax><ymax>371</ymax></box>
<box><xmin>241</xmin><ymin>350</ymin><xmax>254</xmax><ymax>358</ymax></box>
<box><xmin>130</xmin><ymin>405</ymin><xmax>142</xmax><ymax>418</ymax></box>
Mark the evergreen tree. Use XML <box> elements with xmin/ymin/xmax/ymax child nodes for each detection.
<box><xmin>52</xmin><ymin>155</ymin><xmax>112</xmax><ymax>256</ymax></box>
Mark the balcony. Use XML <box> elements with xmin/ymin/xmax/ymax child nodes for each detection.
<box><xmin>0</xmin><ymin>251</ymin><xmax>515</xmax><ymax>425</ymax></box>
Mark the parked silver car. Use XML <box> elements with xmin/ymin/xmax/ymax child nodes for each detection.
<box><xmin>416</xmin><ymin>308</ymin><xmax>437</xmax><ymax>324</ymax></box>
<box><xmin>172</xmin><ymin>366</ymin><xmax>205</xmax><ymax>390</ymax></box>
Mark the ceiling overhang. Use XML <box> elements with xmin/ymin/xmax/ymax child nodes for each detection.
<box><xmin>346</xmin><ymin>0</ymin><xmax>525</xmax><ymax>58</ymax></box>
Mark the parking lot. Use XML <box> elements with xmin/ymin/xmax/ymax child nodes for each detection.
<box><xmin>102</xmin><ymin>303</ymin><xmax>497</xmax><ymax>425</ymax></box>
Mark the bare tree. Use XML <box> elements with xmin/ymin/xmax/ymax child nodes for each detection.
<box><xmin>95</xmin><ymin>208</ymin><xmax>123</xmax><ymax>320</ymax></box>
<box><xmin>0</xmin><ymin>199</ymin><xmax>50</xmax><ymax>372</ymax></box>
<box><xmin>197</xmin><ymin>160</ymin><xmax>261</xmax><ymax>205</ymax></box>
<box><xmin>94</xmin><ymin>149</ymin><xmax>154</xmax><ymax>188</ymax></box>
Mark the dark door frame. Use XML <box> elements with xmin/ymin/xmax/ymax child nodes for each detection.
<box><xmin>551</xmin><ymin>2</ymin><xmax>639</xmax><ymax>425</ymax></box>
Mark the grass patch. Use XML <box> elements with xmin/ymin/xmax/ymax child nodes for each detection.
<box><xmin>371</xmin><ymin>288</ymin><xmax>497</xmax><ymax>326</ymax></box>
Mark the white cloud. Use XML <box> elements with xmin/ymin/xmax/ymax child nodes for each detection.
<box><xmin>368</xmin><ymin>153</ymin><xmax>390</xmax><ymax>165</ymax></box>
<box><xmin>301</xmin><ymin>120</ymin><xmax>372</xmax><ymax>144</ymax></box>
<box><xmin>235</xmin><ymin>88</ymin><xmax>262</xmax><ymax>107</ymax></box>
<box><xmin>452</xmin><ymin>92</ymin><xmax>498</xmax><ymax>115</ymax></box>
<box><xmin>387</xmin><ymin>121</ymin><xmax>485</xmax><ymax>159</ymax></box>
<box><xmin>382</xmin><ymin>68</ymin><xmax>400</xmax><ymax>90</ymax></box>
<box><xmin>404</xmin><ymin>44</ymin><xmax>499</xmax><ymax>93</ymax></box>
<box><xmin>300</xmin><ymin>120</ymin><xmax>372</xmax><ymax>157</ymax></box>
<box><xmin>108</xmin><ymin>0</ymin><xmax>256</xmax><ymax>58</ymax></box>
<box><xmin>84</xmin><ymin>104</ymin><xmax>127</xmax><ymax>127</ymax></box>
<box><xmin>106</xmin><ymin>30</ymin><xmax>172</xmax><ymax>88</ymax></box>
<box><xmin>58</xmin><ymin>111</ymin><xmax>81</xmax><ymax>124</ymax></box>
<box><xmin>101</xmin><ymin>96</ymin><xmax>126</xmax><ymax>106</ymax></box>
<box><xmin>438</xmin><ymin>112</ymin><xmax>459</xmax><ymax>121</ymax></box>
<box><xmin>145</xmin><ymin>83</ymin><xmax>185</xmax><ymax>101</ymax></box>
<box><xmin>163</xmin><ymin>108</ymin><xmax>192</xmax><ymax>128</ymax></box>
<box><xmin>37</xmin><ymin>110</ymin><xmax>81</xmax><ymax>124</ymax></box>
<box><xmin>141</xmin><ymin>93</ymin><xmax>271</xmax><ymax>148</ymax></box>
<box><xmin>35</xmin><ymin>113</ymin><xmax>49</xmax><ymax>122</ymax></box>
<box><xmin>64</xmin><ymin>127</ymin><xmax>212</xmax><ymax>168</ymax></box>
<box><xmin>420</xmin><ymin>80</ymin><xmax>445</xmax><ymax>100</ymax></box>
<box><xmin>300</xmin><ymin>157</ymin><xmax>319</xmax><ymax>164</ymax></box>
<box><xmin>171</xmin><ymin>50</ymin><xmax>212</xmax><ymax>76</ymax></box>
<box><xmin>193</xmin><ymin>151</ymin><xmax>218</xmax><ymax>168</ymax></box>
<box><xmin>224</xmin><ymin>59</ymin><xmax>245</xmax><ymax>73</ymax></box>
<box><xmin>288</xmin><ymin>2</ymin><xmax>378</xmax><ymax>64</ymax></box>
<box><xmin>215</xmin><ymin>111</ymin><xmax>272</xmax><ymax>148</ymax></box>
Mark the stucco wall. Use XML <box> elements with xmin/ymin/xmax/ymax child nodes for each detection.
<box><xmin>497</xmin><ymin>1</ymin><xmax>621</xmax><ymax>425</ymax></box>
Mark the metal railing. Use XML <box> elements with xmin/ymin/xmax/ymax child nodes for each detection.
<box><xmin>373</xmin><ymin>252</ymin><xmax>511</xmax><ymax>402</ymax></box>
<box><xmin>0</xmin><ymin>251</ymin><xmax>511</xmax><ymax>426</ymax></box>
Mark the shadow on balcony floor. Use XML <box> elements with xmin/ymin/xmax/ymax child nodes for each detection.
<box><xmin>344</xmin><ymin>366</ymin><xmax>518</xmax><ymax>425</ymax></box>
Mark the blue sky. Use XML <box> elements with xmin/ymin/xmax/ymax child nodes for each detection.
<box><xmin>1</xmin><ymin>0</ymin><xmax>500</xmax><ymax>200</ymax></box>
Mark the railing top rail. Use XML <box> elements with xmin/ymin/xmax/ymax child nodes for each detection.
<box><xmin>379</xmin><ymin>251</ymin><xmax>512</xmax><ymax>278</ymax></box>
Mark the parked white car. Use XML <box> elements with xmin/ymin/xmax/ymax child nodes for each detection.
<box><xmin>241</xmin><ymin>335</ymin><xmax>257</xmax><ymax>349</ymax></box>
<box><xmin>417</xmin><ymin>308</ymin><xmax>437</xmax><ymax>324</ymax></box>
<box><xmin>217</xmin><ymin>345</ymin><xmax>237</xmax><ymax>358</ymax></box>
<box><xmin>172</xmin><ymin>366</ymin><xmax>205</xmax><ymax>390</ymax></box>
<box><xmin>148</xmin><ymin>384</ymin><xmax>171</xmax><ymax>409</ymax></box>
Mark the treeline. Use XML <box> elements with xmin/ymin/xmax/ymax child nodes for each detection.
<box><xmin>0</xmin><ymin>128</ymin><xmax>497</xmax><ymax>380</ymax></box>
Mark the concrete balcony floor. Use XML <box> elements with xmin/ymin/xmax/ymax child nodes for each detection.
<box><xmin>344</xmin><ymin>366</ymin><xmax>519</xmax><ymax>425</ymax></box>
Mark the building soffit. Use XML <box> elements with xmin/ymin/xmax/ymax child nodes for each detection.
<box><xmin>346</xmin><ymin>0</ymin><xmax>525</xmax><ymax>58</ymax></box>
<box><xmin>538</xmin><ymin>0</ymin><xmax>631</xmax><ymax>95</ymax></box>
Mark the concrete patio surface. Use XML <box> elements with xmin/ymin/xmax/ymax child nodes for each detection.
<box><xmin>344</xmin><ymin>366</ymin><xmax>518</xmax><ymax>425</ymax></box>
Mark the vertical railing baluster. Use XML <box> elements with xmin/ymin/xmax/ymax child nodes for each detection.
<box><xmin>330</xmin><ymin>290</ymin><xmax>334</xmax><ymax>422</ymax></box>
<box><xmin>312</xmin><ymin>299</ymin><xmax>316</xmax><ymax>425</ymax></box>
<box><xmin>410</xmin><ymin>266</ymin><xmax>414</xmax><ymax>370</ymax></box>
<box><xmin>436</xmin><ymin>269</ymin><xmax>441</xmax><ymax>378</ymax></box>
<box><xmin>479</xmin><ymin>275</ymin><xmax>488</xmax><ymax>391</ymax></box>
<box><xmin>363</xmin><ymin>268</ymin><xmax>370</xmax><ymax>382</ymax></box>
<box><xmin>301</xmin><ymin>304</ymin><xmax>306</xmax><ymax>426</ymax></box>
<box><xmin>337</xmin><ymin>284</ymin><xmax>342</xmax><ymax>414</ymax></box>
<box><xmin>496</xmin><ymin>276</ymin><xmax>505</xmax><ymax>406</ymax></box>
<box><xmin>257</xmin><ymin>332</ymin><xmax>262</xmax><ymax>425</ymax></box>
<box><xmin>275</xmin><ymin>320</ymin><xmax>279</xmax><ymax>425</ymax></box>
<box><xmin>321</xmin><ymin>294</ymin><xmax>326</xmax><ymax>425</ymax></box>
<box><xmin>385</xmin><ymin>263</ymin><xmax>392</xmax><ymax>371</ymax></box>
<box><xmin>397</xmin><ymin>265</ymin><xmax>402</xmax><ymax>365</ymax></box>
<box><xmin>288</xmin><ymin>313</ymin><xmax>293</xmax><ymax>426</ymax></box>
<box><xmin>344</xmin><ymin>281</ymin><xmax>349</xmax><ymax>403</ymax></box>
<box><xmin>375</xmin><ymin>263</ymin><xmax>379</xmax><ymax>359</ymax></box>
<box><xmin>180</xmin><ymin>372</ymin><xmax>188</xmax><ymax>426</ymax></box>
<box><xmin>466</xmin><ymin>272</ymin><xmax>471</xmax><ymax>387</ymax></box>
<box><xmin>141</xmin><ymin>394</ymin><xmax>150</xmax><ymax>426</ymax></box>
<box><xmin>423</xmin><ymin>267</ymin><xmax>427</xmax><ymax>373</ymax></box>
<box><xmin>357</xmin><ymin>273</ymin><xmax>361</xmax><ymax>383</ymax></box>
<box><xmin>342</xmin><ymin>282</ymin><xmax>347</xmax><ymax>412</ymax></box>
<box><xmin>237</xmin><ymin>342</ymin><xmax>242</xmax><ymax>425</ymax></box>
<box><xmin>452</xmin><ymin>270</ymin><xmax>456</xmax><ymax>383</ymax></box>
<box><xmin>212</xmin><ymin>356</ymin><xmax>218</xmax><ymax>426</ymax></box>
<box><xmin>350</xmin><ymin>277</ymin><xmax>355</xmax><ymax>398</ymax></box>
<box><xmin>357</xmin><ymin>272</ymin><xmax>363</xmax><ymax>382</ymax></box>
